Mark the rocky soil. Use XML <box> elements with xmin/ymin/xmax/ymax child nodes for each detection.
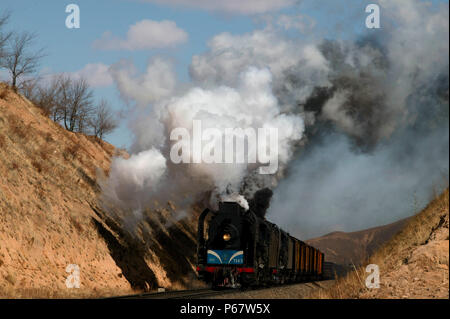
<box><xmin>0</xmin><ymin>83</ymin><xmax>201</xmax><ymax>298</ymax></box>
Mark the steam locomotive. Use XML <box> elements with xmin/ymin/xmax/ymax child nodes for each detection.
<box><xmin>196</xmin><ymin>190</ymin><xmax>324</xmax><ymax>288</ymax></box>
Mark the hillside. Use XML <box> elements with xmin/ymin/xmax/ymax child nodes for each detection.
<box><xmin>1</xmin><ymin>83</ymin><xmax>447</xmax><ymax>299</ymax></box>
<box><xmin>307</xmin><ymin>218</ymin><xmax>410</xmax><ymax>266</ymax></box>
<box><xmin>311</xmin><ymin>189</ymin><xmax>449</xmax><ymax>299</ymax></box>
<box><xmin>0</xmin><ymin>83</ymin><xmax>200</xmax><ymax>298</ymax></box>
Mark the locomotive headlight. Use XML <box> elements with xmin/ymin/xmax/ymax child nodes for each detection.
<box><xmin>223</xmin><ymin>233</ymin><xmax>231</xmax><ymax>242</ymax></box>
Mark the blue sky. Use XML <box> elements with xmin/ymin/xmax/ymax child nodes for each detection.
<box><xmin>1</xmin><ymin>0</ymin><xmax>447</xmax><ymax>148</ymax></box>
<box><xmin>1</xmin><ymin>0</ymin><xmax>263</xmax><ymax>147</ymax></box>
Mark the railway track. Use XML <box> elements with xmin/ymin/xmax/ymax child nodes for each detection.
<box><xmin>111</xmin><ymin>288</ymin><xmax>237</xmax><ymax>299</ymax></box>
<box><xmin>110</xmin><ymin>280</ymin><xmax>333</xmax><ymax>299</ymax></box>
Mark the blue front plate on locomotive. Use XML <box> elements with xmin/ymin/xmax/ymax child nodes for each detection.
<box><xmin>207</xmin><ymin>250</ymin><xmax>244</xmax><ymax>265</ymax></box>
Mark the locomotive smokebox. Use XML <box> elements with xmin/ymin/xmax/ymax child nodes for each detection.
<box><xmin>218</xmin><ymin>201</ymin><xmax>242</xmax><ymax>215</ymax></box>
<box><xmin>209</xmin><ymin>201</ymin><xmax>244</xmax><ymax>251</ymax></box>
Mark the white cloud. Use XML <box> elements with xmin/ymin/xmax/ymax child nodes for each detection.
<box><xmin>276</xmin><ymin>14</ymin><xmax>316</xmax><ymax>32</ymax></box>
<box><xmin>72</xmin><ymin>63</ymin><xmax>113</xmax><ymax>87</ymax></box>
<box><xmin>93</xmin><ymin>20</ymin><xmax>188</xmax><ymax>51</ymax></box>
<box><xmin>138</xmin><ymin>0</ymin><xmax>295</xmax><ymax>14</ymax></box>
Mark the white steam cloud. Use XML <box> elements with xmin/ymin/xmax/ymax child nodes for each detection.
<box><xmin>109</xmin><ymin>57</ymin><xmax>177</xmax><ymax>106</ymax></box>
<box><xmin>100</xmin><ymin>148</ymin><xmax>167</xmax><ymax>212</ymax></box>
<box><xmin>101</xmin><ymin>0</ymin><xmax>449</xmax><ymax>237</ymax></box>
<box><xmin>102</xmin><ymin>64</ymin><xmax>306</xmax><ymax>213</ymax></box>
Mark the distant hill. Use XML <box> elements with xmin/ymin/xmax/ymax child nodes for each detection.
<box><xmin>310</xmin><ymin>189</ymin><xmax>449</xmax><ymax>299</ymax></box>
<box><xmin>307</xmin><ymin>217</ymin><xmax>410</xmax><ymax>266</ymax></box>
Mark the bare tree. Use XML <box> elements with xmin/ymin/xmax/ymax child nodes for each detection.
<box><xmin>90</xmin><ymin>99</ymin><xmax>118</xmax><ymax>139</ymax></box>
<box><xmin>59</xmin><ymin>76</ymin><xmax>94</xmax><ymax>133</ymax></box>
<box><xmin>0</xmin><ymin>11</ymin><xmax>12</xmax><ymax>64</ymax></box>
<box><xmin>0</xmin><ymin>31</ymin><xmax>45</xmax><ymax>91</ymax></box>
<box><xmin>44</xmin><ymin>74</ymin><xmax>67</xmax><ymax>122</ymax></box>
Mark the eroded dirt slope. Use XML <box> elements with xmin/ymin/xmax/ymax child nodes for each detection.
<box><xmin>361</xmin><ymin>190</ymin><xmax>449</xmax><ymax>299</ymax></box>
<box><xmin>311</xmin><ymin>189</ymin><xmax>449</xmax><ymax>299</ymax></box>
<box><xmin>0</xmin><ymin>84</ymin><xmax>200</xmax><ymax>297</ymax></box>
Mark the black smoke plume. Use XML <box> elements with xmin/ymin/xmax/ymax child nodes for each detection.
<box><xmin>249</xmin><ymin>188</ymin><xmax>273</xmax><ymax>219</ymax></box>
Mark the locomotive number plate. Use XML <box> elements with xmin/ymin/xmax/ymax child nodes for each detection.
<box><xmin>207</xmin><ymin>250</ymin><xmax>244</xmax><ymax>264</ymax></box>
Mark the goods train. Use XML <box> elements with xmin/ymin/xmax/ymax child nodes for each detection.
<box><xmin>196</xmin><ymin>197</ymin><xmax>324</xmax><ymax>288</ymax></box>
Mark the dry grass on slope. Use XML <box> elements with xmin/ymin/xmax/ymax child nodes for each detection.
<box><xmin>0</xmin><ymin>83</ymin><xmax>204</xmax><ymax>298</ymax></box>
<box><xmin>311</xmin><ymin>188</ymin><xmax>449</xmax><ymax>299</ymax></box>
<box><xmin>0</xmin><ymin>83</ymin><xmax>134</xmax><ymax>298</ymax></box>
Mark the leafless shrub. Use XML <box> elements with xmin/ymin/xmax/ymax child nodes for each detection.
<box><xmin>0</xmin><ymin>133</ymin><xmax>5</xmax><ymax>148</ymax></box>
<box><xmin>18</xmin><ymin>76</ymin><xmax>40</xmax><ymax>101</ymax></box>
<box><xmin>8</xmin><ymin>115</ymin><xmax>28</xmax><ymax>140</ymax></box>
<box><xmin>20</xmin><ymin>74</ymin><xmax>62</xmax><ymax>121</ymax></box>
<box><xmin>38</xmin><ymin>145</ymin><xmax>53</xmax><ymax>162</ymax></box>
<box><xmin>44</xmin><ymin>132</ymin><xmax>53</xmax><ymax>143</ymax></box>
<box><xmin>11</xmin><ymin>162</ymin><xmax>19</xmax><ymax>170</ymax></box>
<box><xmin>71</xmin><ymin>216</ymin><xmax>84</xmax><ymax>233</ymax></box>
<box><xmin>64</xmin><ymin>143</ymin><xmax>81</xmax><ymax>160</ymax></box>
<box><xmin>90</xmin><ymin>99</ymin><xmax>118</xmax><ymax>140</ymax></box>
<box><xmin>0</xmin><ymin>86</ymin><xmax>8</xmax><ymax>99</ymax></box>
<box><xmin>35</xmin><ymin>185</ymin><xmax>46</xmax><ymax>200</ymax></box>
<box><xmin>31</xmin><ymin>159</ymin><xmax>43</xmax><ymax>173</ymax></box>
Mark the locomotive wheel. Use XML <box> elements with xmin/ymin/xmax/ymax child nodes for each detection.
<box><xmin>240</xmin><ymin>273</ymin><xmax>257</xmax><ymax>289</ymax></box>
